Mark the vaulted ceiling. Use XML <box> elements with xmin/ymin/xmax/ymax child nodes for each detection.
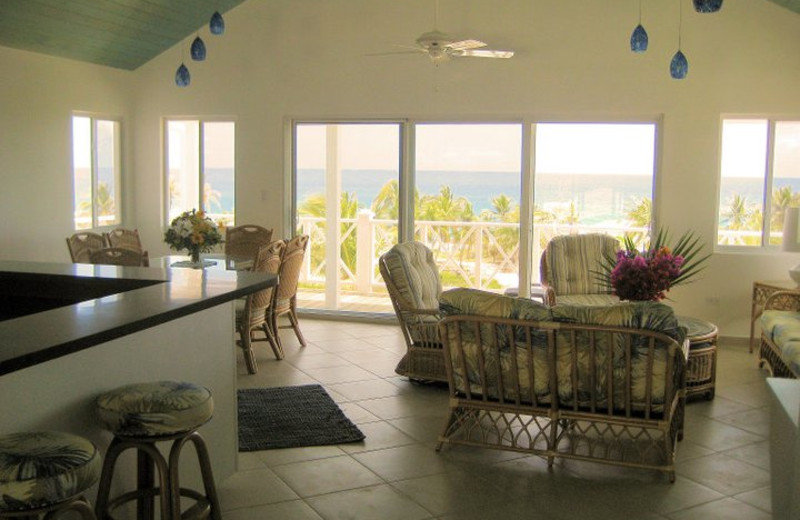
<box><xmin>0</xmin><ymin>0</ymin><xmax>247</xmax><ymax>70</ymax></box>
<box><xmin>0</xmin><ymin>0</ymin><xmax>796</xmax><ymax>71</ymax></box>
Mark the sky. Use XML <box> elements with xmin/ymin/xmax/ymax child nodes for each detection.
<box><xmin>295</xmin><ymin>122</ymin><xmax>657</xmax><ymax>175</ymax></box>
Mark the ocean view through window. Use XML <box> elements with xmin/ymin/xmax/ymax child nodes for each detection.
<box><xmin>716</xmin><ymin>118</ymin><xmax>800</xmax><ymax>248</ymax></box>
<box><xmin>165</xmin><ymin>119</ymin><xmax>235</xmax><ymax>226</ymax></box>
<box><xmin>72</xmin><ymin>115</ymin><xmax>121</xmax><ymax>230</ymax></box>
<box><xmin>292</xmin><ymin>119</ymin><xmax>659</xmax><ymax>315</ymax></box>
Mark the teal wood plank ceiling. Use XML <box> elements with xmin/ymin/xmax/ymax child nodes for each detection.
<box><xmin>0</xmin><ymin>0</ymin><xmax>247</xmax><ymax>70</ymax></box>
<box><xmin>0</xmin><ymin>1</ymin><xmax>796</xmax><ymax>71</ymax></box>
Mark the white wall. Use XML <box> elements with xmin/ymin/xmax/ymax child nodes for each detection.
<box><xmin>2</xmin><ymin>0</ymin><xmax>800</xmax><ymax>338</ymax></box>
<box><xmin>0</xmin><ymin>46</ymin><xmax>134</xmax><ymax>259</ymax></box>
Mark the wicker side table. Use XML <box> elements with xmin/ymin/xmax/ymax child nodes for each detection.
<box><xmin>678</xmin><ymin>315</ymin><xmax>719</xmax><ymax>401</ymax></box>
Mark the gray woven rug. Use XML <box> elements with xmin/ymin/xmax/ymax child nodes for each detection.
<box><xmin>237</xmin><ymin>384</ymin><xmax>365</xmax><ymax>451</ymax></box>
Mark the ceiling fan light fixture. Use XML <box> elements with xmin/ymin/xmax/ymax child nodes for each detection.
<box><xmin>210</xmin><ymin>11</ymin><xmax>225</xmax><ymax>35</ymax></box>
<box><xmin>191</xmin><ymin>36</ymin><xmax>206</xmax><ymax>61</ymax></box>
<box><xmin>175</xmin><ymin>63</ymin><xmax>191</xmax><ymax>87</ymax></box>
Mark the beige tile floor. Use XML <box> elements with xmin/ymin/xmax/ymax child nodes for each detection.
<box><xmin>221</xmin><ymin>319</ymin><xmax>774</xmax><ymax>520</ymax></box>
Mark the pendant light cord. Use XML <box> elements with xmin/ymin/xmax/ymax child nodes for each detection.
<box><xmin>678</xmin><ymin>0</ymin><xmax>683</xmax><ymax>49</ymax></box>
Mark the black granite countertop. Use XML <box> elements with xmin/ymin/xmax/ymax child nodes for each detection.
<box><xmin>0</xmin><ymin>259</ymin><xmax>277</xmax><ymax>375</ymax></box>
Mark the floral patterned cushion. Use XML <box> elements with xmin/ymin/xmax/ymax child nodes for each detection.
<box><xmin>439</xmin><ymin>290</ymin><xmax>683</xmax><ymax>412</ymax></box>
<box><xmin>761</xmin><ymin>310</ymin><xmax>800</xmax><ymax>375</ymax></box>
<box><xmin>0</xmin><ymin>431</ymin><xmax>101</xmax><ymax>512</ymax></box>
<box><xmin>554</xmin><ymin>294</ymin><xmax>620</xmax><ymax>306</ymax></box>
<box><xmin>96</xmin><ymin>380</ymin><xmax>214</xmax><ymax>437</ymax></box>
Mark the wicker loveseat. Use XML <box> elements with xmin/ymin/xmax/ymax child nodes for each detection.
<box><xmin>436</xmin><ymin>288</ymin><xmax>689</xmax><ymax>481</ymax></box>
<box><xmin>759</xmin><ymin>290</ymin><xmax>800</xmax><ymax>378</ymax></box>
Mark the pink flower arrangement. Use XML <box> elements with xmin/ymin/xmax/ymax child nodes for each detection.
<box><xmin>599</xmin><ymin>229</ymin><xmax>709</xmax><ymax>302</ymax></box>
<box><xmin>610</xmin><ymin>246</ymin><xmax>685</xmax><ymax>301</ymax></box>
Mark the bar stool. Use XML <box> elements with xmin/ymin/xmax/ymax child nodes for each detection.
<box><xmin>94</xmin><ymin>381</ymin><xmax>221</xmax><ymax>520</ymax></box>
<box><xmin>0</xmin><ymin>431</ymin><xmax>101</xmax><ymax>519</ymax></box>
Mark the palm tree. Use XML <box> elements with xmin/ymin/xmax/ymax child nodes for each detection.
<box><xmin>722</xmin><ymin>194</ymin><xmax>759</xmax><ymax>245</ymax></box>
<box><xmin>371</xmin><ymin>179</ymin><xmax>400</xmax><ymax>220</ymax></box>
<box><xmin>625</xmin><ymin>196</ymin><xmax>652</xmax><ymax>246</ymax></box>
<box><xmin>417</xmin><ymin>185</ymin><xmax>474</xmax><ymax>222</ymax></box>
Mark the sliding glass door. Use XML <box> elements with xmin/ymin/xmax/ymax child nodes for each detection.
<box><xmin>294</xmin><ymin>123</ymin><xmax>402</xmax><ymax>313</ymax></box>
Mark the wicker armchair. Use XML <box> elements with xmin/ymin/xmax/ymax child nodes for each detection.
<box><xmin>236</xmin><ymin>241</ymin><xmax>285</xmax><ymax>373</ymax></box>
<box><xmin>759</xmin><ymin>290</ymin><xmax>800</xmax><ymax>379</ymax></box>
<box><xmin>268</xmin><ymin>235</ymin><xmax>309</xmax><ymax>352</ymax></box>
<box><xmin>379</xmin><ymin>241</ymin><xmax>446</xmax><ymax>382</ymax></box>
<box><xmin>66</xmin><ymin>232</ymin><xmax>106</xmax><ymax>263</ymax></box>
<box><xmin>225</xmin><ymin>225</ymin><xmax>273</xmax><ymax>261</ymax></box>
<box><xmin>89</xmin><ymin>247</ymin><xmax>149</xmax><ymax>267</ymax></box>
<box><xmin>105</xmin><ymin>228</ymin><xmax>144</xmax><ymax>252</ymax></box>
<box><xmin>540</xmin><ymin>233</ymin><xmax>620</xmax><ymax>306</ymax></box>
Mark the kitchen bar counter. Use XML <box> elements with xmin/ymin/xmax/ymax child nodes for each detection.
<box><xmin>0</xmin><ymin>259</ymin><xmax>276</xmax><ymax>375</ymax></box>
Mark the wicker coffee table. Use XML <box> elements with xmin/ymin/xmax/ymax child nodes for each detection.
<box><xmin>678</xmin><ymin>315</ymin><xmax>719</xmax><ymax>400</ymax></box>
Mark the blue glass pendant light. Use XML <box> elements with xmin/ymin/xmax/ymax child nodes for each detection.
<box><xmin>670</xmin><ymin>51</ymin><xmax>688</xmax><ymax>79</ymax></box>
<box><xmin>630</xmin><ymin>0</ymin><xmax>648</xmax><ymax>53</ymax></box>
<box><xmin>693</xmin><ymin>0</ymin><xmax>723</xmax><ymax>13</ymax></box>
<box><xmin>210</xmin><ymin>11</ymin><xmax>225</xmax><ymax>35</ymax></box>
<box><xmin>175</xmin><ymin>63</ymin><xmax>191</xmax><ymax>87</ymax></box>
<box><xmin>191</xmin><ymin>36</ymin><xmax>206</xmax><ymax>61</ymax></box>
<box><xmin>630</xmin><ymin>24</ymin><xmax>648</xmax><ymax>53</ymax></box>
<box><xmin>670</xmin><ymin>0</ymin><xmax>688</xmax><ymax>79</ymax></box>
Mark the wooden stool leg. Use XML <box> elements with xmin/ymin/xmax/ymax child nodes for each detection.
<box><xmin>188</xmin><ymin>432</ymin><xmax>222</xmax><ymax>520</ymax></box>
<box><xmin>137</xmin><ymin>449</ymin><xmax>154</xmax><ymax>519</ymax></box>
<box><xmin>94</xmin><ymin>437</ymin><xmax>125</xmax><ymax>518</ymax></box>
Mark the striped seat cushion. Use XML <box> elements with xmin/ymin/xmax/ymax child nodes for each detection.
<box><xmin>0</xmin><ymin>431</ymin><xmax>101</xmax><ymax>512</ymax></box>
<box><xmin>544</xmin><ymin>233</ymin><xmax>618</xmax><ymax>296</ymax></box>
<box><xmin>382</xmin><ymin>241</ymin><xmax>441</xmax><ymax>311</ymax></box>
<box><xmin>96</xmin><ymin>380</ymin><xmax>214</xmax><ymax>437</ymax></box>
<box><xmin>761</xmin><ymin>310</ymin><xmax>800</xmax><ymax>375</ymax></box>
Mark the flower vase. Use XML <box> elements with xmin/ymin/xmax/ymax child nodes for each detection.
<box><xmin>189</xmin><ymin>248</ymin><xmax>201</xmax><ymax>265</ymax></box>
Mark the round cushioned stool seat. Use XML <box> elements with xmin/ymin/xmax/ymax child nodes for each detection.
<box><xmin>96</xmin><ymin>380</ymin><xmax>213</xmax><ymax>437</ymax></box>
<box><xmin>0</xmin><ymin>431</ymin><xmax>101</xmax><ymax>513</ymax></box>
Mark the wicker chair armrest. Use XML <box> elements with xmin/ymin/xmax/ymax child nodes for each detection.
<box><xmin>764</xmin><ymin>290</ymin><xmax>800</xmax><ymax>312</ymax></box>
<box><xmin>540</xmin><ymin>282</ymin><xmax>557</xmax><ymax>307</ymax></box>
<box><xmin>398</xmin><ymin>308</ymin><xmax>442</xmax><ymax>347</ymax></box>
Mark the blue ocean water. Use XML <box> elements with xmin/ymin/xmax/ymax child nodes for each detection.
<box><xmin>297</xmin><ymin>168</ymin><xmax>651</xmax><ymax>223</ymax></box>
<box><xmin>204</xmin><ymin>168</ymin><xmax>800</xmax><ymax>224</ymax></box>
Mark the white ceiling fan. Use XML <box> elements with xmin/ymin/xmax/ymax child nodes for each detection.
<box><xmin>371</xmin><ymin>1</ymin><xmax>514</xmax><ymax>64</ymax></box>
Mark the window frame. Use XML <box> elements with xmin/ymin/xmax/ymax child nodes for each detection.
<box><xmin>288</xmin><ymin>114</ymin><xmax>662</xmax><ymax>311</ymax></box>
<box><xmin>714</xmin><ymin>115</ymin><xmax>800</xmax><ymax>252</ymax></box>
<box><xmin>71</xmin><ymin>113</ymin><xmax>123</xmax><ymax>231</ymax></box>
<box><xmin>163</xmin><ymin>117</ymin><xmax>236</xmax><ymax>226</ymax></box>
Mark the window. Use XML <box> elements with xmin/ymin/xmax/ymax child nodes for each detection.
<box><xmin>291</xmin><ymin>118</ymin><xmax>658</xmax><ymax>315</ymax></box>
<box><xmin>716</xmin><ymin>118</ymin><xmax>800</xmax><ymax>248</ymax></box>
<box><xmin>166</xmin><ymin>120</ymin><xmax>235</xmax><ymax>226</ymax></box>
<box><xmin>294</xmin><ymin>122</ymin><xmax>402</xmax><ymax>312</ymax></box>
<box><xmin>72</xmin><ymin>115</ymin><xmax>121</xmax><ymax>230</ymax></box>
<box><xmin>415</xmin><ymin>123</ymin><xmax>522</xmax><ymax>291</ymax></box>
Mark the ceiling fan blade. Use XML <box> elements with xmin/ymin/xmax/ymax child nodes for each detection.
<box><xmin>456</xmin><ymin>49</ymin><xmax>515</xmax><ymax>59</ymax></box>
<box><xmin>448</xmin><ymin>39</ymin><xmax>487</xmax><ymax>51</ymax></box>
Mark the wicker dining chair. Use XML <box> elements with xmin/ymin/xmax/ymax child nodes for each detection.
<box><xmin>89</xmin><ymin>247</ymin><xmax>149</xmax><ymax>267</ymax></box>
<box><xmin>225</xmin><ymin>225</ymin><xmax>273</xmax><ymax>261</ymax></box>
<box><xmin>378</xmin><ymin>241</ymin><xmax>446</xmax><ymax>382</ymax></box>
<box><xmin>236</xmin><ymin>240</ymin><xmax>285</xmax><ymax>373</ymax></box>
<box><xmin>66</xmin><ymin>232</ymin><xmax>107</xmax><ymax>263</ymax></box>
<box><xmin>268</xmin><ymin>235</ymin><xmax>309</xmax><ymax>352</ymax></box>
<box><xmin>105</xmin><ymin>228</ymin><xmax>144</xmax><ymax>252</ymax></box>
